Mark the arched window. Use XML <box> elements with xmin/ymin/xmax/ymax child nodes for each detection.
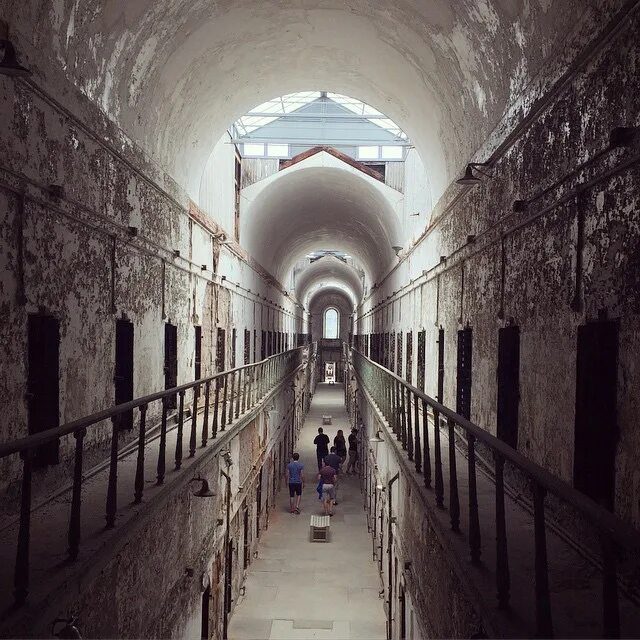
<box><xmin>323</xmin><ymin>308</ymin><xmax>339</xmax><ymax>339</ymax></box>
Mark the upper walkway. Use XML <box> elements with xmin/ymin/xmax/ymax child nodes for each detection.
<box><xmin>229</xmin><ymin>383</ymin><xmax>386</xmax><ymax>640</ymax></box>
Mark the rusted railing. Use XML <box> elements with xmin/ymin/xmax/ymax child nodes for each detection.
<box><xmin>0</xmin><ymin>344</ymin><xmax>313</xmax><ymax>607</ymax></box>
<box><xmin>350</xmin><ymin>347</ymin><xmax>640</xmax><ymax>639</ymax></box>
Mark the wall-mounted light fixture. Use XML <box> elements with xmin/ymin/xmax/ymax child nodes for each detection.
<box><xmin>173</xmin><ymin>249</ymin><xmax>181</xmax><ymax>258</ymax></box>
<box><xmin>128</xmin><ymin>226</ymin><xmax>138</xmax><ymax>236</ymax></box>
<box><xmin>466</xmin><ymin>234</ymin><xmax>476</xmax><ymax>244</ymax></box>
<box><xmin>456</xmin><ymin>162</ymin><xmax>491</xmax><ymax>186</ymax></box>
<box><xmin>220</xmin><ymin>275</ymin><xmax>226</xmax><ymax>281</ymax></box>
<box><xmin>512</xmin><ymin>199</ymin><xmax>527</xmax><ymax>213</ymax></box>
<box><xmin>392</xmin><ymin>245</ymin><xmax>403</xmax><ymax>257</ymax></box>
<box><xmin>48</xmin><ymin>184</ymin><xmax>64</xmax><ymax>199</ymax></box>
<box><xmin>189</xmin><ymin>476</ymin><xmax>216</xmax><ymax>497</ymax></box>
<box><xmin>440</xmin><ymin>255</ymin><xmax>447</xmax><ymax>263</ymax></box>
<box><xmin>369</xmin><ymin>430</ymin><xmax>384</xmax><ymax>443</ymax></box>
<box><xmin>609</xmin><ymin>126</ymin><xmax>639</xmax><ymax>147</ymax></box>
<box><xmin>220</xmin><ymin>449</ymin><xmax>233</xmax><ymax>467</ymax></box>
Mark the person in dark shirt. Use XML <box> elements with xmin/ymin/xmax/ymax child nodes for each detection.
<box><xmin>334</xmin><ymin>429</ymin><xmax>347</xmax><ymax>462</ymax></box>
<box><xmin>347</xmin><ymin>427</ymin><xmax>359</xmax><ymax>474</ymax></box>
<box><xmin>313</xmin><ymin>427</ymin><xmax>330</xmax><ymax>470</ymax></box>
<box><xmin>318</xmin><ymin>464</ymin><xmax>336</xmax><ymax>515</ymax></box>
<box><xmin>324</xmin><ymin>446</ymin><xmax>342</xmax><ymax>505</ymax></box>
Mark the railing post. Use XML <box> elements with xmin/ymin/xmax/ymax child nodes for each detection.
<box><xmin>433</xmin><ymin>411</ymin><xmax>444</xmax><ymax>508</ymax></box>
<box><xmin>495</xmin><ymin>453</ymin><xmax>510</xmax><ymax>609</ymax></box>
<box><xmin>414</xmin><ymin>392</ymin><xmax>421</xmax><ymax>473</ymax></box>
<box><xmin>157</xmin><ymin>397</ymin><xmax>168</xmax><ymax>484</ymax></box>
<box><xmin>400</xmin><ymin>381</ymin><xmax>407</xmax><ymax>447</ymax></box>
<box><xmin>212</xmin><ymin>377</ymin><xmax>221</xmax><ymax>438</ymax></box>
<box><xmin>202</xmin><ymin>381</ymin><xmax>210</xmax><ymax>447</ymax></box>
<box><xmin>422</xmin><ymin>399</ymin><xmax>431</xmax><ymax>487</ymax></box>
<box><xmin>467</xmin><ymin>433</ymin><xmax>481</xmax><ymax>563</ymax></box>
<box><xmin>533</xmin><ymin>483</ymin><xmax>553</xmax><ymax>638</ymax></box>
<box><xmin>189</xmin><ymin>387</ymin><xmax>198</xmax><ymax>457</ymax></box>
<box><xmin>175</xmin><ymin>390</ymin><xmax>185</xmax><ymax>468</ymax></box>
<box><xmin>447</xmin><ymin>418</ymin><xmax>460</xmax><ymax>531</ymax></box>
<box><xmin>221</xmin><ymin>374</ymin><xmax>228</xmax><ymax>431</ymax></box>
<box><xmin>601</xmin><ymin>534</ymin><xmax>620</xmax><ymax>638</ymax></box>
<box><xmin>406</xmin><ymin>388</ymin><xmax>414</xmax><ymax>461</ymax></box>
<box><xmin>14</xmin><ymin>449</ymin><xmax>32</xmax><ymax>605</ymax></box>
<box><xmin>133</xmin><ymin>404</ymin><xmax>148</xmax><ymax>504</ymax></box>
<box><xmin>227</xmin><ymin>371</ymin><xmax>235</xmax><ymax>425</ymax></box>
<box><xmin>68</xmin><ymin>427</ymin><xmax>86</xmax><ymax>560</ymax></box>
<box><xmin>105</xmin><ymin>417</ymin><xmax>119</xmax><ymax>529</ymax></box>
<box><xmin>235</xmin><ymin>370</ymin><xmax>241</xmax><ymax>419</ymax></box>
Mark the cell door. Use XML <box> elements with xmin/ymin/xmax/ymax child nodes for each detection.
<box><xmin>194</xmin><ymin>326</ymin><xmax>202</xmax><ymax>381</ymax></box>
<box><xmin>417</xmin><ymin>330</ymin><xmax>426</xmax><ymax>391</ymax></box>
<box><xmin>436</xmin><ymin>328</ymin><xmax>445</xmax><ymax>403</ymax></box>
<box><xmin>406</xmin><ymin>331</ymin><xmax>413</xmax><ymax>383</ymax></box>
<box><xmin>243</xmin><ymin>506</ymin><xmax>250</xmax><ymax>570</ymax></box>
<box><xmin>115</xmin><ymin>319</ymin><xmax>134</xmax><ymax>430</ymax></box>
<box><xmin>164</xmin><ymin>323</ymin><xmax>178</xmax><ymax>410</ymax></box>
<box><xmin>216</xmin><ymin>328</ymin><xmax>226</xmax><ymax>372</ymax></box>
<box><xmin>256</xmin><ymin>467</ymin><xmax>263</xmax><ymax>537</ymax></box>
<box><xmin>497</xmin><ymin>326</ymin><xmax>520</xmax><ymax>449</ymax></box>
<box><xmin>396</xmin><ymin>332</ymin><xmax>403</xmax><ymax>377</ymax></box>
<box><xmin>574</xmin><ymin>320</ymin><xmax>618</xmax><ymax>510</ymax></box>
<box><xmin>201</xmin><ymin>585</ymin><xmax>211</xmax><ymax>640</ymax></box>
<box><xmin>27</xmin><ymin>314</ymin><xmax>60</xmax><ymax>467</ymax></box>
<box><xmin>244</xmin><ymin>329</ymin><xmax>251</xmax><ymax>365</ymax></box>
<box><xmin>261</xmin><ymin>330</ymin><xmax>266</xmax><ymax>360</ymax></box>
<box><xmin>231</xmin><ymin>328</ymin><xmax>237</xmax><ymax>369</ymax></box>
<box><xmin>456</xmin><ymin>328</ymin><xmax>472</xmax><ymax>420</ymax></box>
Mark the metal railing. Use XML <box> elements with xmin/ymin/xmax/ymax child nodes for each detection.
<box><xmin>0</xmin><ymin>344</ymin><xmax>313</xmax><ymax>607</ymax></box>
<box><xmin>350</xmin><ymin>347</ymin><xmax>640</xmax><ymax>638</ymax></box>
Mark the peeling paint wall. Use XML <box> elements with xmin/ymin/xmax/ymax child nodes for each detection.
<box><xmin>356</xmin><ymin>7</ymin><xmax>640</xmax><ymax>525</ymax></box>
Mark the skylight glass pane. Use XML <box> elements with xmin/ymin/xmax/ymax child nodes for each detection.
<box><xmin>243</xmin><ymin>143</ymin><xmax>265</xmax><ymax>156</ymax></box>
<box><xmin>381</xmin><ymin>146</ymin><xmax>404</xmax><ymax>160</ymax></box>
<box><xmin>267</xmin><ymin>144</ymin><xmax>289</xmax><ymax>158</ymax></box>
<box><xmin>358</xmin><ymin>146</ymin><xmax>380</xmax><ymax>160</ymax></box>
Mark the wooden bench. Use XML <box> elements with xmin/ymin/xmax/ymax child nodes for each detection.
<box><xmin>309</xmin><ymin>515</ymin><xmax>331</xmax><ymax>542</ymax></box>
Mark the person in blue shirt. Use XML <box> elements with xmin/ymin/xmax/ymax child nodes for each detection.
<box><xmin>286</xmin><ymin>452</ymin><xmax>304</xmax><ymax>514</ymax></box>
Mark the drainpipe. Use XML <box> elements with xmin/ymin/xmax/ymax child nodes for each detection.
<box><xmin>220</xmin><ymin>469</ymin><xmax>232</xmax><ymax>640</ymax></box>
<box><xmin>387</xmin><ymin>472</ymin><xmax>400</xmax><ymax>640</ymax></box>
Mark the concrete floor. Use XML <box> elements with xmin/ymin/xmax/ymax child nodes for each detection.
<box><xmin>228</xmin><ymin>383</ymin><xmax>387</xmax><ymax>640</ymax></box>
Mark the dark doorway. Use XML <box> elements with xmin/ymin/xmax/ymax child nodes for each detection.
<box><xmin>256</xmin><ymin>467</ymin><xmax>263</xmax><ymax>538</ymax></box>
<box><xmin>244</xmin><ymin>329</ymin><xmax>251</xmax><ymax>365</ymax></box>
<box><xmin>231</xmin><ymin>328</ymin><xmax>237</xmax><ymax>369</ymax></box>
<box><xmin>437</xmin><ymin>328</ymin><xmax>445</xmax><ymax>404</ymax></box>
<box><xmin>261</xmin><ymin>330</ymin><xmax>266</xmax><ymax>360</ymax></box>
<box><xmin>253</xmin><ymin>329</ymin><xmax>257</xmax><ymax>362</ymax></box>
<box><xmin>417</xmin><ymin>330</ymin><xmax>426</xmax><ymax>391</ymax></box>
<box><xmin>390</xmin><ymin>332</ymin><xmax>396</xmax><ymax>373</ymax></box>
<box><xmin>396</xmin><ymin>332</ymin><xmax>403</xmax><ymax>377</ymax></box>
<box><xmin>115</xmin><ymin>319</ymin><xmax>134</xmax><ymax>430</ymax></box>
<box><xmin>164</xmin><ymin>323</ymin><xmax>178</xmax><ymax>410</ymax></box>
<box><xmin>574</xmin><ymin>320</ymin><xmax>618</xmax><ymax>510</ymax></box>
<box><xmin>194</xmin><ymin>325</ymin><xmax>202</xmax><ymax>380</ymax></box>
<box><xmin>456</xmin><ymin>328</ymin><xmax>472</xmax><ymax>420</ymax></box>
<box><xmin>497</xmin><ymin>326</ymin><xmax>520</xmax><ymax>449</ymax></box>
<box><xmin>406</xmin><ymin>331</ymin><xmax>413</xmax><ymax>383</ymax></box>
<box><xmin>216</xmin><ymin>328</ymin><xmax>226</xmax><ymax>372</ymax></box>
<box><xmin>201</xmin><ymin>585</ymin><xmax>211</xmax><ymax>640</ymax></box>
<box><xmin>399</xmin><ymin>583</ymin><xmax>407</xmax><ymax>640</ymax></box>
<box><xmin>27</xmin><ymin>313</ymin><xmax>60</xmax><ymax>467</ymax></box>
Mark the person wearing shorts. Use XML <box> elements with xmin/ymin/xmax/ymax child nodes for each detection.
<box><xmin>318</xmin><ymin>464</ymin><xmax>337</xmax><ymax>516</ymax></box>
<box><xmin>286</xmin><ymin>452</ymin><xmax>304</xmax><ymax>514</ymax></box>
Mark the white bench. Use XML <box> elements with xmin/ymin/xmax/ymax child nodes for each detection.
<box><xmin>309</xmin><ymin>515</ymin><xmax>331</xmax><ymax>542</ymax></box>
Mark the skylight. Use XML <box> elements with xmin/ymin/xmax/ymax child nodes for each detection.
<box><xmin>234</xmin><ymin>91</ymin><xmax>408</xmax><ymax>140</ymax></box>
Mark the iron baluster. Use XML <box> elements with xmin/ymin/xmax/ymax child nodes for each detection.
<box><xmin>133</xmin><ymin>405</ymin><xmax>147</xmax><ymax>504</ymax></box>
<box><xmin>157</xmin><ymin>397</ymin><xmax>168</xmax><ymax>484</ymax></box>
<box><xmin>105</xmin><ymin>417</ymin><xmax>119</xmax><ymax>528</ymax></box>
<box><xmin>202</xmin><ymin>381</ymin><xmax>210</xmax><ymax>447</ymax></box>
<box><xmin>413</xmin><ymin>392</ymin><xmax>421</xmax><ymax>474</ymax></box>
<box><xmin>221</xmin><ymin>374</ymin><xmax>228</xmax><ymax>431</ymax></box>
<box><xmin>533</xmin><ymin>483</ymin><xmax>553</xmax><ymax>638</ymax></box>
<box><xmin>68</xmin><ymin>427</ymin><xmax>86</xmax><ymax>560</ymax></box>
<box><xmin>406</xmin><ymin>387</ymin><xmax>414</xmax><ymax>460</ymax></box>
<box><xmin>495</xmin><ymin>453</ymin><xmax>510</xmax><ymax>609</ymax></box>
<box><xmin>400</xmin><ymin>381</ymin><xmax>407</xmax><ymax>447</ymax></box>
<box><xmin>175</xmin><ymin>389</ymin><xmax>185</xmax><ymax>468</ymax></box>
<box><xmin>447</xmin><ymin>418</ymin><xmax>460</xmax><ymax>531</ymax></box>
<box><xmin>227</xmin><ymin>371</ymin><xmax>235</xmax><ymax>425</ymax></box>
<box><xmin>14</xmin><ymin>449</ymin><xmax>33</xmax><ymax>605</ymax></box>
<box><xmin>235</xmin><ymin>370</ymin><xmax>241</xmax><ymax>419</ymax></box>
<box><xmin>433</xmin><ymin>410</ymin><xmax>444</xmax><ymax>508</ymax></box>
<box><xmin>212</xmin><ymin>378</ymin><xmax>221</xmax><ymax>438</ymax></box>
<box><xmin>467</xmin><ymin>433</ymin><xmax>481</xmax><ymax>563</ymax></box>
<box><xmin>422</xmin><ymin>399</ymin><xmax>431</xmax><ymax>487</ymax></box>
<box><xmin>189</xmin><ymin>386</ymin><xmax>198</xmax><ymax>457</ymax></box>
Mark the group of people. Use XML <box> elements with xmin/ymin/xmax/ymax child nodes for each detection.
<box><xmin>285</xmin><ymin>426</ymin><xmax>359</xmax><ymax>516</ymax></box>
